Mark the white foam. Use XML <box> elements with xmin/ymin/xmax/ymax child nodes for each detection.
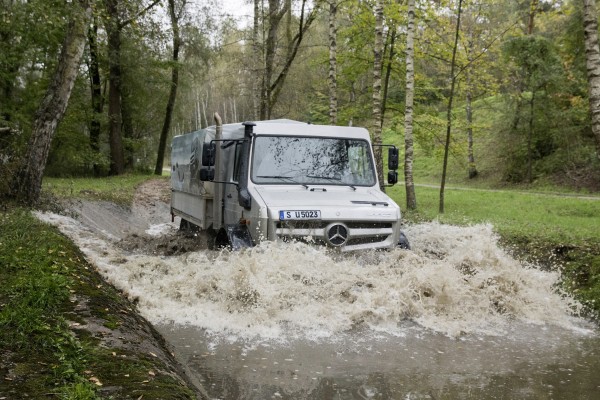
<box><xmin>145</xmin><ymin>223</ymin><xmax>177</xmax><ymax>237</ymax></box>
<box><xmin>35</xmin><ymin>212</ymin><xmax>584</xmax><ymax>340</ymax></box>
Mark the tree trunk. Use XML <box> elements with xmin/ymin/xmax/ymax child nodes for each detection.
<box><xmin>583</xmin><ymin>0</ymin><xmax>600</xmax><ymax>159</ymax></box>
<box><xmin>328</xmin><ymin>0</ymin><xmax>338</xmax><ymax>125</ymax></box>
<box><xmin>121</xmin><ymin>78</ymin><xmax>135</xmax><ymax>170</ymax></box>
<box><xmin>466</xmin><ymin>84</ymin><xmax>477</xmax><ymax>179</ymax></box>
<box><xmin>261</xmin><ymin>0</ymin><xmax>318</xmax><ymax>119</ymax></box>
<box><xmin>262</xmin><ymin>0</ymin><xmax>285</xmax><ymax>119</ymax></box>
<box><xmin>528</xmin><ymin>0</ymin><xmax>538</xmax><ymax>35</ymax></box>
<box><xmin>527</xmin><ymin>90</ymin><xmax>535</xmax><ymax>183</ymax></box>
<box><xmin>155</xmin><ymin>0</ymin><xmax>183</xmax><ymax>175</ymax></box>
<box><xmin>372</xmin><ymin>0</ymin><xmax>384</xmax><ymax>191</ymax></box>
<box><xmin>382</xmin><ymin>29</ymin><xmax>396</xmax><ymax>122</ymax></box>
<box><xmin>465</xmin><ymin>30</ymin><xmax>478</xmax><ymax>179</ymax></box>
<box><xmin>88</xmin><ymin>16</ymin><xmax>103</xmax><ymax>175</ymax></box>
<box><xmin>439</xmin><ymin>0</ymin><xmax>463</xmax><ymax>214</ymax></box>
<box><xmin>105</xmin><ymin>0</ymin><xmax>125</xmax><ymax>175</ymax></box>
<box><xmin>404</xmin><ymin>0</ymin><xmax>417</xmax><ymax>210</ymax></box>
<box><xmin>252</xmin><ymin>0</ymin><xmax>262</xmax><ymax>120</ymax></box>
<box><xmin>10</xmin><ymin>0</ymin><xmax>91</xmax><ymax>205</ymax></box>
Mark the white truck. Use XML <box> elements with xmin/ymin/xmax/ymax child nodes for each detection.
<box><xmin>170</xmin><ymin>119</ymin><xmax>409</xmax><ymax>251</ymax></box>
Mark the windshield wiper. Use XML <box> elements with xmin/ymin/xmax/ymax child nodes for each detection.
<box><xmin>256</xmin><ymin>175</ymin><xmax>308</xmax><ymax>188</ymax></box>
<box><xmin>306</xmin><ymin>175</ymin><xmax>341</xmax><ymax>181</ymax></box>
<box><xmin>307</xmin><ymin>174</ymin><xmax>355</xmax><ymax>190</ymax></box>
<box><xmin>257</xmin><ymin>175</ymin><xmax>294</xmax><ymax>180</ymax></box>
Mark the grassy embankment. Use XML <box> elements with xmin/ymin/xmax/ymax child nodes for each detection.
<box><xmin>0</xmin><ymin>175</ymin><xmax>196</xmax><ymax>399</ymax></box>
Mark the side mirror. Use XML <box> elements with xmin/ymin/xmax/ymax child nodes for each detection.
<box><xmin>200</xmin><ymin>167</ymin><xmax>215</xmax><ymax>181</ymax></box>
<box><xmin>388</xmin><ymin>147</ymin><xmax>399</xmax><ymax>170</ymax></box>
<box><xmin>388</xmin><ymin>170</ymin><xmax>398</xmax><ymax>185</ymax></box>
<box><xmin>202</xmin><ymin>142</ymin><xmax>216</xmax><ymax>166</ymax></box>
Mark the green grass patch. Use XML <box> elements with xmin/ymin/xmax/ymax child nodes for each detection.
<box><xmin>390</xmin><ymin>185</ymin><xmax>600</xmax><ymax>242</ymax></box>
<box><xmin>0</xmin><ymin>208</ymin><xmax>99</xmax><ymax>398</ymax></box>
<box><xmin>0</xmin><ymin>207</ymin><xmax>196</xmax><ymax>398</ymax></box>
<box><xmin>43</xmin><ymin>174</ymin><xmax>164</xmax><ymax>206</ymax></box>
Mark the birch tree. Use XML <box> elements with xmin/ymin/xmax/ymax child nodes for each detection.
<box><xmin>404</xmin><ymin>0</ymin><xmax>417</xmax><ymax>209</ymax></box>
<box><xmin>583</xmin><ymin>0</ymin><xmax>600</xmax><ymax>159</ymax></box>
<box><xmin>10</xmin><ymin>0</ymin><xmax>92</xmax><ymax>204</ymax></box>
<box><xmin>328</xmin><ymin>0</ymin><xmax>338</xmax><ymax>125</ymax></box>
<box><xmin>372</xmin><ymin>0</ymin><xmax>384</xmax><ymax>190</ymax></box>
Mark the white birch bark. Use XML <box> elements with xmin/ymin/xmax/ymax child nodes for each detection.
<box><xmin>583</xmin><ymin>0</ymin><xmax>600</xmax><ymax>158</ymax></box>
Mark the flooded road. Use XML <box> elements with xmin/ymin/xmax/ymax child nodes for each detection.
<box><xmin>158</xmin><ymin>323</ymin><xmax>599</xmax><ymax>399</ymax></box>
<box><xmin>36</xmin><ymin>203</ymin><xmax>599</xmax><ymax>399</ymax></box>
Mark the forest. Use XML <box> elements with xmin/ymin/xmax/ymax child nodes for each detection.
<box><xmin>1</xmin><ymin>0</ymin><xmax>600</xmax><ymax>206</ymax></box>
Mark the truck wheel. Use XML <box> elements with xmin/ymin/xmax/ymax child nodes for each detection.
<box><xmin>398</xmin><ymin>231</ymin><xmax>411</xmax><ymax>250</ymax></box>
<box><xmin>213</xmin><ymin>229</ymin><xmax>230</xmax><ymax>249</ymax></box>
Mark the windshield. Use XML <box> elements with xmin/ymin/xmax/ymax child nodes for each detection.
<box><xmin>251</xmin><ymin>136</ymin><xmax>376</xmax><ymax>186</ymax></box>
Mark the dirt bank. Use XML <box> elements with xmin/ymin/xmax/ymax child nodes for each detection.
<box><xmin>1</xmin><ymin>179</ymin><xmax>206</xmax><ymax>399</ymax></box>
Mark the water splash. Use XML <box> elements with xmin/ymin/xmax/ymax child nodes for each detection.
<box><xmin>36</xmin><ymin>213</ymin><xmax>582</xmax><ymax>340</ymax></box>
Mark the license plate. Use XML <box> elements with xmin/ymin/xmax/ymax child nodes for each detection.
<box><xmin>279</xmin><ymin>210</ymin><xmax>321</xmax><ymax>220</ymax></box>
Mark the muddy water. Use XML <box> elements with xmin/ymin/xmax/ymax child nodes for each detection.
<box><xmin>36</xmin><ymin>212</ymin><xmax>599</xmax><ymax>399</ymax></box>
<box><xmin>158</xmin><ymin>324</ymin><xmax>599</xmax><ymax>399</ymax></box>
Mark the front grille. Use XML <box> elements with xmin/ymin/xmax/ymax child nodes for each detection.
<box><xmin>276</xmin><ymin>221</ymin><xmax>392</xmax><ymax>229</ymax></box>
<box><xmin>274</xmin><ymin>219</ymin><xmax>395</xmax><ymax>249</ymax></box>
<box><xmin>347</xmin><ymin>235</ymin><xmax>389</xmax><ymax>246</ymax></box>
<box><xmin>276</xmin><ymin>220</ymin><xmax>327</xmax><ymax>229</ymax></box>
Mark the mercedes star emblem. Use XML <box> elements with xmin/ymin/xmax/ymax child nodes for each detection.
<box><xmin>326</xmin><ymin>223</ymin><xmax>349</xmax><ymax>246</ymax></box>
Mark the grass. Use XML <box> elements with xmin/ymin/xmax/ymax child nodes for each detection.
<box><xmin>43</xmin><ymin>174</ymin><xmax>163</xmax><ymax>206</ymax></box>
<box><xmin>389</xmin><ymin>184</ymin><xmax>600</xmax><ymax>242</ymax></box>
<box><xmin>0</xmin><ymin>208</ymin><xmax>100</xmax><ymax>398</ymax></box>
<box><xmin>0</xmin><ymin>207</ymin><xmax>196</xmax><ymax>398</ymax></box>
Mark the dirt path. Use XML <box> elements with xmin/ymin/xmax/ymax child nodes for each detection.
<box><xmin>65</xmin><ymin>179</ymin><xmax>210</xmax><ymax>256</ymax></box>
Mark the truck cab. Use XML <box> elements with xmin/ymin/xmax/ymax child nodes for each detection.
<box><xmin>171</xmin><ymin>119</ymin><xmax>408</xmax><ymax>251</ymax></box>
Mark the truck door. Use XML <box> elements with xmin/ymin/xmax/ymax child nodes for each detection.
<box><xmin>223</xmin><ymin>141</ymin><xmax>244</xmax><ymax>226</ymax></box>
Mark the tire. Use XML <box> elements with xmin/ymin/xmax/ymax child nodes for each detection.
<box><xmin>398</xmin><ymin>231</ymin><xmax>411</xmax><ymax>250</ymax></box>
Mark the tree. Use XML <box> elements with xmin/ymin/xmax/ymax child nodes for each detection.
<box><xmin>259</xmin><ymin>0</ymin><xmax>321</xmax><ymax>119</ymax></box>
<box><xmin>155</xmin><ymin>0</ymin><xmax>185</xmax><ymax>175</ymax></box>
<box><xmin>252</xmin><ymin>0</ymin><xmax>262</xmax><ymax>120</ymax></box>
<box><xmin>103</xmin><ymin>0</ymin><xmax>162</xmax><ymax>175</ymax></box>
<box><xmin>583</xmin><ymin>0</ymin><xmax>600</xmax><ymax>159</ymax></box>
<box><xmin>439</xmin><ymin>0</ymin><xmax>463</xmax><ymax>214</ymax></box>
<box><xmin>372</xmin><ymin>0</ymin><xmax>384</xmax><ymax>190</ymax></box>
<box><xmin>10</xmin><ymin>0</ymin><xmax>92</xmax><ymax>204</ymax></box>
<box><xmin>104</xmin><ymin>0</ymin><xmax>126</xmax><ymax>175</ymax></box>
<box><xmin>87</xmin><ymin>15</ymin><xmax>104</xmax><ymax>175</ymax></box>
<box><xmin>328</xmin><ymin>0</ymin><xmax>338</xmax><ymax>125</ymax></box>
<box><xmin>404</xmin><ymin>0</ymin><xmax>417</xmax><ymax>210</ymax></box>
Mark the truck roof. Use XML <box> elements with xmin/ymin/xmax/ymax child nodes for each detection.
<box><xmin>204</xmin><ymin>120</ymin><xmax>372</xmax><ymax>141</ymax></box>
